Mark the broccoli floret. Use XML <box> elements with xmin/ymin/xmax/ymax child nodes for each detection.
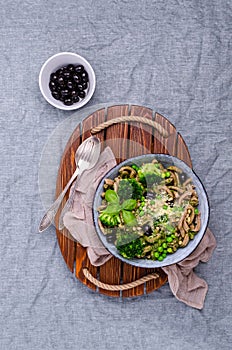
<box><xmin>138</xmin><ymin>163</ymin><xmax>162</xmax><ymax>187</ymax></box>
<box><xmin>116</xmin><ymin>232</ymin><xmax>143</xmax><ymax>259</ymax></box>
<box><xmin>117</xmin><ymin>178</ymin><xmax>144</xmax><ymax>201</ymax></box>
<box><xmin>99</xmin><ymin>213</ymin><xmax>120</xmax><ymax>227</ymax></box>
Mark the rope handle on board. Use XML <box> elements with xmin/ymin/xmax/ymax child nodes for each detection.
<box><xmin>90</xmin><ymin>115</ymin><xmax>169</xmax><ymax>138</ymax></box>
<box><xmin>82</xmin><ymin>267</ymin><xmax>159</xmax><ymax>291</ymax></box>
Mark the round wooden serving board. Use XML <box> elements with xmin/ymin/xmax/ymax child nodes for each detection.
<box><xmin>55</xmin><ymin>104</ymin><xmax>192</xmax><ymax>297</ymax></box>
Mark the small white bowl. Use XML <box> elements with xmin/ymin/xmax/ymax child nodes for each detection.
<box><xmin>39</xmin><ymin>52</ymin><xmax>96</xmax><ymax>111</ymax></box>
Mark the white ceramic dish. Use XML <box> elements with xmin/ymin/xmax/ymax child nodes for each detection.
<box><xmin>39</xmin><ymin>52</ymin><xmax>96</xmax><ymax>111</ymax></box>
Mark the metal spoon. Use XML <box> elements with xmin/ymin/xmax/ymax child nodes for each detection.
<box><xmin>38</xmin><ymin>136</ymin><xmax>101</xmax><ymax>232</ymax></box>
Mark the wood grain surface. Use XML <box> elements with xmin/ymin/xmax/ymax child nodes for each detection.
<box><xmin>55</xmin><ymin>104</ymin><xmax>192</xmax><ymax>297</ymax></box>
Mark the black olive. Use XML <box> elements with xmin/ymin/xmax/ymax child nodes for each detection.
<box><xmin>71</xmin><ymin>89</ymin><xmax>79</xmax><ymax>97</ymax></box>
<box><xmin>82</xmin><ymin>76</ymin><xmax>88</xmax><ymax>83</ymax></box>
<box><xmin>78</xmin><ymin>90</ymin><xmax>86</xmax><ymax>99</ymax></box>
<box><xmin>63</xmin><ymin>98</ymin><xmax>73</xmax><ymax>106</ymax></box>
<box><xmin>50</xmin><ymin>73</ymin><xmax>58</xmax><ymax>81</ymax></box>
<box><xmin>81</xmin><ymin>71</ymin><xmax>88</xmax><ymax>81</ymax></box>
<box><xmin>67</xmin><ymin>80</ymin><xmax>74</xmax><ymax>89</ymax></box>
<box><xmin>49</xmin><ymin>81</ymin><xmax>57</xmax><ymax>91</ymax></box>
<box><xmin>73</xmin><ymin>74</ymin><xmax>81</xmax><ymax>84</ymax></box>
<box><xmin>60</xmin><ymin>89</ymin><xmax>70</xmax><ymax>97</ymax></box>
<box><xmin>72</xmin><ymin>95</ymin><xmax>80</xmax><ymax>103</ymax></box>
<box><xmin>63</xmin><ymin>70</ymin><xmax>71</xmax><ymax>79</ymax></box>
<box><xmin>75</xmin><ymin>64</ymin><xmax>84</xmax><ymax>73</ymax></box>
<box><xmin>58</xmin><ymin>76</ymin><xmax>65</xmax><ymax>85</ymax></box>
<box><xmin>82</xmin><ymin>82</ymin><xmax>88</xmax><ymax>90</ymax></box>
<box><xmin>52</xmin><ymin>91</ymin><xmax>60</xmax><ymax>100</ymax></box>
<box><xmin>67</xmin><ymin>64</ymin><xmax>75</xmax><ymax>72</ymax></box>
<box><xmin>142</xmin><ymin>223</ymin><xmax>153</xmax><ymax>236</ymax></box>
<box><xmin>77</xmin><ymin>84</ymin><xmax>84</xmax><ymax>91</ymax></box>
<box><xmin>57</xmin><ymin>68</ymin><xmax>64</xmax><ymax>75</ymax></box>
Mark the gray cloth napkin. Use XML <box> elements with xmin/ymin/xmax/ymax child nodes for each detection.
<box><xmin>63</xmin><ymin>147</ymin><xmax>216</xmax><ymax>309</ymax></box>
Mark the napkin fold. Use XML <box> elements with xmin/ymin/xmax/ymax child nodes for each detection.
<box><xmin>63</xmin><ymin>147</ymin><xmax>216</xmax><ymax>309</ymax></box>
<box><xmin>63</xmin><ymin>147</ymin><xmax>116</xmax><ymax>266</ymax></box>
<box><xmin>162</xmin><ymin>228</ymin><xmax>216</xmax><ymax>309</ymax></box>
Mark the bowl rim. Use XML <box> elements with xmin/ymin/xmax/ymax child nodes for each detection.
<box><xmin>93</xmin><ymin>153</ymin><xmax>210</xmax><ymax>268</ymax></box>
<box><xmin>39</xmin><ymin>52</ymin><xmax>96</xmax><ymax>111</ymax></box>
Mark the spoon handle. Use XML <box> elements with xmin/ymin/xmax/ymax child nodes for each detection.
<box><xmin>38</xmin><ymin>167</ymin><xmax>80</xmax><ymax>232</ymax></box>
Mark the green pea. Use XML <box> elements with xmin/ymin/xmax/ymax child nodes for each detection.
<box><xmin>163</xmin><ymin>204</ymin><xmax>168</xmax><ymax>210</ymax></box>
<box><xmin>162</xmin><ymin>253</ymin><xmax>167</xmax><ymax>258</ymax></box>
<box><xmin>166</xmin><ymin>237</ymin><xmax>173</xmax><ymax>243</ymax></box>
<box><xmin>194</xmin><ymin>208</ymin><xmax>199</xmax><ymax>214</ymax></box>
<box><xmin>131</xmin><ymin>164</ymin><xmax>139</xmax><ymax>171</ymax></box>
<box><xmin>162</xmin><ymin>242</ymin><xmax>167</xmax><ymax>249</ymax></box>
<box><xmin>158</xmin><ymin>256</ymin><xmax>164</xmax><ymax>261</ymax></box>
<box><xmin>167</xmin><ymin>247</ymin><xmax>173</xmax><ymax>254</ymax></box>
<box><xmin>141</xmin><ymin>196</ymin><xmax>145</xmax><ymax>201</ymax></box>
<box><xmin>161</xmin><ymin>172</ymin><xmax>166</xmax><ymax>179</ymax></box>
<box><xmin>171</xmin><ymin>234</ymin><xmax>176</xmax><ymax>239</ymax></box>
<box><xmin>154</xmin><ymin>252</ymin><xmax>159</xmax><ymax>258</ymax></box>
<box><xmin>163</xmin><ymin>249</ymin><xmax>167</xmax><ymax>254</ymax></box>
<box><xmin>139</xmin><ymin>211</ymin><xmax>145</xmax><ymax>217</ymax></box>
<box><xmin>158</xmin><ymin>246</ymin><xmax>163</xmax><ymax>253</ymax></box>
<box><xmin>165</xmin><ymin>171</ymin><xmax>171</xmax><ymax>178</ymax></box>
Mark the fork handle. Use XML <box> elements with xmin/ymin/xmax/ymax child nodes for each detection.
<box><xmin>38</xmin><ymin>167</ymin><xmax>80</xmax><ymax>232</ymax></box>
<box><xmin>58</xmin><ymin>169</ymin><xmax>84</xmax><ymax>230</ymax></box>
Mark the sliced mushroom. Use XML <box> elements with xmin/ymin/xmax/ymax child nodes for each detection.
<box><xmin>98</xmin><ymin>219</ymin><xmax>106</xmax><ymax>234</ymax></box>
<box><xmin>169</xmin><ymin>186</ymin><xmax>185</xmax><ymax>194</ymax></box>
<box><xmin>159</xmin><ymin>185</ymin><xmax>174</xmax><ymax>199</ymax></box>
<box><xmin>177</xmin><ymin>206</ymin><xmax>190</xmax><ymax>237</ymax></box>
<box><xmin>97</xmin><ymin>205</ymin><xmax>107</xmax><ymax>211</ymax></box>
<box><xmin>145</xmin><ymin>235</ymin><xmax>160</xmax><ymax>243</ymax></box>
<box><xmin>189</xmin><ymin>196</ymin><xmax>199</xmax><ymax>206</ymax></box>
<box><xmin>165</xmin><ymin>177</ymin><xmax>174</xmax><ymax>185</ymax></box>
<box><xmin>181</xmin><ymin>234</ymin><xmax>189</xmax><ymax>247</ymax></box>
<box><xmin>183</xmin><ymin>219</ymin><xmax>190</xmax><ymax>232</ymax></box>
<box><xmin>186</xmin><ymin>205</ymin><xmax>195</xmax><ymax>224</ymax></box>
<box><xmin>167</xmin><ymin>165</ymin><xmax>183</xmax><ymax>174</ymax></box>
<box><xmin>191</xmin><ymin>213</ymin><xmax>201</xmax><ymax>232</ymax></box>
<box><xmin>113</xmin><ymin>177</ymin><xmax>120</xmax><ymax>192</ymax></box>
<box><xmin>104</xmin><ymin>178</ymin><xmax>114</xmax><ymax>186</ymax></box>
<box><xmin>143</xmin><ymin>246</ymin><xmax>152</xmax><ymax>254</ymax></box>
<box><xmin>169</xmin><ymin>171</ymin><xmax>177</xmax><ymax>186</ymax></box>
<box><xmin>178</xmin><ymin>190</ymin><xmax>194</xmax><ymax>205</ymax></box>
<box><xmin>183</xmin><ymin>178</ymin><xmax>192</xmax><ymax>188</ymax></box>
<box><xmin>119</xmin><ymin>166</ymin><xmax>136</xmax><ymax>178</ymax></box>
<box><xmin>152</xmin><ymin>158</ymin><xmax>158</xmax><ymax>164</ymax></box>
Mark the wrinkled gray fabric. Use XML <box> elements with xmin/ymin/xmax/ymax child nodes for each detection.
<box><xmin>0</xmin><ymin>1</ymin><xmax>231</xmax><ymax>349</ymax></box>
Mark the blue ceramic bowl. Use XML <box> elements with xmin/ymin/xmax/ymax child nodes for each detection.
<box><xmin>93</xmin><ymin>154</ymin><xmax>209</xmax><ymax>268</ymax></box>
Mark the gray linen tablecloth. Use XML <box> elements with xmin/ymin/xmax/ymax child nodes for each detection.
<box><xmin>0</xmin><ymin>1</ymin><xmax>231</xmax><ymax>349</ymax></box>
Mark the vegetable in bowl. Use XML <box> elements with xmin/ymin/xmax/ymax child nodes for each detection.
<box><xmin>94</xmin><ymin>154</ymin><xmax>209</xmax><ymax>267</ymax></box>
